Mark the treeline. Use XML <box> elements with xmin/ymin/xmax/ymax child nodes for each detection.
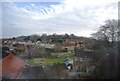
<box><xmin>14</xmin><ymin>33</ymin><xmax>92</xmax><ymax>43</ymax></box>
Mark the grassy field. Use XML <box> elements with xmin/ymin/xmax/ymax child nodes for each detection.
<box><xmin>28</xmin><ymin>57</ymin><xmax>66</xmax><ymax>66</ymax></box>
<box><xmin>63</xmin><ymin>53</ymin><xmax>74</xmax><ymax>57</ymax></box>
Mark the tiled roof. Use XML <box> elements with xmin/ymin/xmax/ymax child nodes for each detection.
<box><xmin>1</xmin><ymin>54</ymin><xmax>26</xmax><ymax>79</ymax></box>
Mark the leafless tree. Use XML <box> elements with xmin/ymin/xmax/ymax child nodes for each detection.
<box><xmin>91</xmin><ymin>19</ymin><xmax>118</xmax><ymax>43</ymax></box>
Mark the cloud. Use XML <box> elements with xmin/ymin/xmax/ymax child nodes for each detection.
<box><xmin>2</xmin><ymin>0</ymin><xmax>118</xmax><ymax>38</ymax></box>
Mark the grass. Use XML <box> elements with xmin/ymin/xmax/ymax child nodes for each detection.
<box><xmin>63</xmin><ymin>53</ymin><xmax>74</xmax><ymax>57</ymax></box>
<box><xmin>28</xmin><ymin>57</ymin><xmax>66</xmax><ymax>66</ymax></box>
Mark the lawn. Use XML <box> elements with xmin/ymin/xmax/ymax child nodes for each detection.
<box><xmin>28</xmin><ymin>57</ymin><xmax>66</xmax><ymax>66</ymax></box>
<box><xmin>63</xmin><ymin>53</ymin><xmax>74</xmax><ymax>57</ymax></box>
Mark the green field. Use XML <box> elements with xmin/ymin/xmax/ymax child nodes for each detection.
<box><xmin>63</xmin><ymin>53</ymin><xmax>74</xmax><ymax>57</ymax></box>
<box><xmin>28</xmin><ymin>57</ymin><xmax>66</xmax><ymax>66</ymax></box>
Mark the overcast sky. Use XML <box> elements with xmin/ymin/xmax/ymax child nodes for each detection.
<box><xmin>2</xmin><ymin>0</ymin><xmax>118</xmax><ymax>38</ymax></box>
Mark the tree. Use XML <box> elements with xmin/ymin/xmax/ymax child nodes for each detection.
<box><xmin>91</xmin><ymin>19</ymin><xmax>118</xmax><ymax>43</ymax></box>
<box><xmin>91</xmin><ymin>19</ymin><xmax>119</xmax><ymax>79</ymax></box>
<box><xmin>37</xmin><ymin>38</ymin><xmax>42</xmax><ymax>41</ymax></box>
<box><xmin>41</xmin><ymin>34</ymin><xmax>47</xmax><ymax>43</ymax></box>
<box><xmin>12</xmin><ymin>37</ymin><xmax>16</xmax><ymax>40</ymax></box>
<box><xmin>70</xmin><ymin>33</ymin><xmax>75</xmax><ymax>39</ymax></box>
<box><xmin>64</xmin><ymin>33</ymin><xmax>70</xmax><ymax>39</ymax></box>
<box><xmin>24</xmin><ymin>36</ymin><xmax>30</xmax><ymax>41</ymax></box>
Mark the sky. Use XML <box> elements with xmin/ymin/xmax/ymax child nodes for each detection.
<box><xmin>2</xmin><ymin>0</ymin><xmax>118</xmax><ymax>38</ymax></box>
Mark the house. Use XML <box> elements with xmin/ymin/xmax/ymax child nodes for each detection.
<box><xmin>62</xmin><ymin>39</ymin><xmax>86</xmax><ymax>52</ymax></box>
<box><xmin>1</xmin><ymin>53</ymin><xmax>26</xmax><ymax>79</ymax></box>
<box><xmin>36</xmin><ymin>43</ymin><xmax>55</xmax><ymax>49</ymax></box>
<box><xmin>12</xmin><ymin>43</ymin><xmax>26</xmax><ymax>52</ymax></box>
<box><xmin>62</xmin><ymin>46</ymin><xmax>75</xmax><ymax>52</ymax></box>
<box><xmin>63</xmin><ymin>39</ymin><xmax>76</xmax><ymax>46</ymax></box>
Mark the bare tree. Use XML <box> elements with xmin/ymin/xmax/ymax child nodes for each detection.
<box><xmin>91</xmin><ymin>19</ymin><xmax>118</xmax><ymax>43</ymax></box>
<box><xmin>91</xmin><ymin>19</ymin><xmax>119</xmax><ymax>79</ymax></box>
